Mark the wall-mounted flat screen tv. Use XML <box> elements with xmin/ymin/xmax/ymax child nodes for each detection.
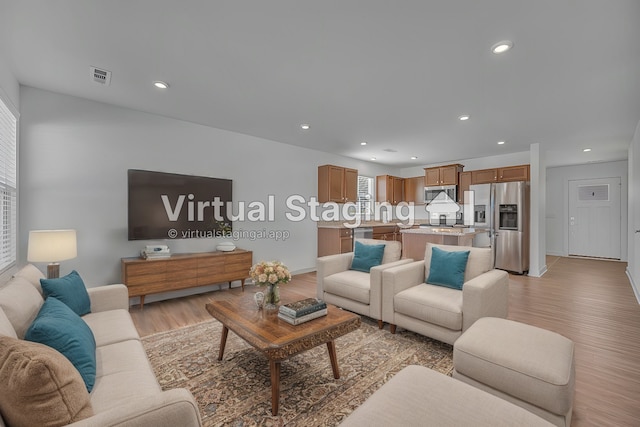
<box><xmin>128</xmin><ymin>169</ymin><xmax>232</xmax><ymax>240</ymax></box>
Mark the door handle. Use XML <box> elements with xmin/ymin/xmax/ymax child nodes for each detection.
<box><xmin>636</xmin><ymin>230</ymin><xmax>640</xmax><ymax>233</ymax></box>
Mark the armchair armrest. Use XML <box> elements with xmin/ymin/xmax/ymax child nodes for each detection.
<box><xmin>70</xmin><ymin>389</ymin><xmax>202</xmax><ymax>427</ymax></box>
<box><xmin>87</xmin><ymin>284</ymin><xmax>129</xmax><ymax>312</ymax></box>
<box><xmin>381</xmin><ymin>261</ymin><xmax>426</xmax><ymax>322</ymax></box>
<box><xmin>369</xmin><ymin>259</ymin><xmax>414</xmax><ymax>320</ymax></box>
<box><xmin>316</xmin><ymin>253</ymin><xmax>354</xmax><ymax>299</ymax></box>
<box><xmin>462</xmin><ymin>269</ymin><xmax>509</xmax><ymax>331</ymax></box>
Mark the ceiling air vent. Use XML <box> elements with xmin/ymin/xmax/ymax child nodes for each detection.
<box><xmin>90</xmin><ymin>66</ymin><xmax>111</xmax><ymax>86</ymax></box>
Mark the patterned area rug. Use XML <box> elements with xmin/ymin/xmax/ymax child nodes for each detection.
<box><xmin>142</xmin><ymin>317</ymin><xmax>453</xmax><ymax>426</ymax></box>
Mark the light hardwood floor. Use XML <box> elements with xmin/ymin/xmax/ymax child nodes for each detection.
<box><xmin>130</xmin><ymin>256</ymin><xmax>640</xmax><ymax>427</ymax></box>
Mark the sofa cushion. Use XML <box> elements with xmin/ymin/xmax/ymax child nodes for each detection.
<box><xmin>90</xmin><ymin>340</ymin><xmax>162</xmax><ymax>413</ymax></box>
<box><xmin>355</xmin><ymin>238</ymin><xmax>401</xmax><ymax>264</ymax></box>
<box><xmin>13</xmin><ymin>264</ymin><xmax>46</xmax><ymax>295</ymax></box>
<box><xmin>0</xmin><ymin>277</ymin><xmax>44</xmax><ymax>338</ymax></box>
<box><xmin>0</xmin><ymin>335</ymin><xmax>94</xmax><ymax>426</ymax></box>
<box><xmin>24</xmin><ymin>297</ymin><xmax>97</xmax><ymax>392</ymax></box>
<box><xmin>350</xmin><ymin>241</ymin><xmax>385</xmax><ymax>273</ymax></box>
<box><xmin>454</xmin><ymin>317</ymin><xmax>575</xmax><ymax>417</ymax></box>
<box><xmin>395</xmin><ymin>283</ymin><xmax>463</xmax><ymax>330</ymax></box>
<box><xmin>41</xmin><ymin>270</ymin><xmax>91</xmax><ymax>316</ymax></box>
<box><xmin>0</xmin><ymin>308</ymin><xmax>17</xmax><ymax>338</ymax></box>
<box><xmin>340</xmin><ymin>365</ymin><xmax>554</xmax><ymax>427</ymax></box>
<box><xmin>426</xmin><ymin>247</ymin><xmax>470</xmax><ymax>290</ymax></box>
<box><xmin>323</xmin><ymin>270</ymin><xmax>371</xmax><ymax>304</ymax></box>
<box><xmin>425</xmin><ymin>243</ymin><xmax>492</xmax><ymax>283</ymax></box>
<box><xmin>83</xmin><ymin>309</ymin><xmax>140</xmax><ymax>347</ymax></box>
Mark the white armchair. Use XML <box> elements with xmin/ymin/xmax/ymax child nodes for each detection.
<box><xmin>317</xmin><ymin>238</ymin><xmax>413</xmax><ymax>328</ymax></box>
<box><xmin>382</xmin><ymin>243</ymin><xmax>509</xmax><ymax>344</ymax></box>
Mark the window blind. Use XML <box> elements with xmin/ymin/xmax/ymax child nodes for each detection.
<box><xmin>0</xmin><ymin>95</ymin><xmax>17</xmax><ymax>272</ymax></box>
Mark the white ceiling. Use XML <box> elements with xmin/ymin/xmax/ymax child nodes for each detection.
<box><xmin>1</xmin><ymin>0</ymin><xmax>639</xmax><ymax>168</ymax></box>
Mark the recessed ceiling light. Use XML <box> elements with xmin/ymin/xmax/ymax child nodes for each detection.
<box><xmin>583</xmin><ymin>148</ymin><xmax>592</xmax><ymax>152</ymax></box>
<box><xmin>411</xmin><ymin>156</ymin><xmax>418</xmax><ymax>160</ymax></box>
<box><xmin>497</xmin><ymin>141</ymin><xmax>505</xmax><ymax>145</ymax></box>
<box><xmin>360</xmin><ymin>142</ymin><xmax>367</xmax><ymax>146</ymax></box>
<box><xmin>153</xmin><ymin>81</ymin><xmax>169</xmax><ymax>89</ymax></box>
<box><xmin>458</xmin><ymin>114</ymin><xmax>470</xmax><ymax>121</ymax></box>
<box><xmin>491</xmin><ymin>40</ymin><xmax>513</xmax><ymax>54</ymax></box>
<box><xmin>300</xmin><ymin>124</ymin><xmax>310</xmax><ymax>130</ymax></box>
<box><xmin>370</xmin><ymin>157</ymin><xmax>377</xmax><ymax>161</ymax></box>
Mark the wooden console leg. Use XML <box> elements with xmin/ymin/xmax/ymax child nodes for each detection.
<box><xmin>390</xmin><ymin>324</ymin><xmax>397</xmax><ymax>334</ymax></box>
<box><xmin>241</xmin><ymin>278</ymin><xmax>245</xmax><ymax>291</ymax></box>
<box><xmin>218</xmin><ymin>326</ymin><xmax>229</xmax><ymax>361</ymax></box>
<box><xmin>378</xmin><ymin>320</ymin><xmax>384</xmax><ymax>329</ymax></box>
<box><xmin>139</xmin><ymin>295</ymin><xmax>145</xmax><ymax>310</ymax></box>
<box><xmin>270</xmin><ymin>359</ymin><xmax>281</xmax><ymax>415</ymax></box>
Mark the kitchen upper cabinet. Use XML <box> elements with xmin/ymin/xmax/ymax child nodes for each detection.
<box><xmin>424</xmin><ymin>164</ymin><xmax>464</xmax><ymax>186</ymax></box>
<box><xmin>499</xmin><ymin>164</ymin><xmax>530</xmax><ymax>182</ymax></box>
<box><xmin>471</xmin><ymin>168</ymin><xmax>498</xmax><ymax>184</ymax></box>
<box><xmin>471</xmin><ymin>164</ymin><xmax>530</xmax><ymax>184</ymax></box>
<box><xmin>458</xmin><ymin>171</ymin><xmax>472</xmax><ymax>203</ymax></box>
<box><xmin>376</xmin><ymin>175</ymin><xmax>405</xmax><ymax>204</ymax></box>
<box><xmin>404</xmin><ymin>176</ymin><xmax>426</xmax><ymax>204</ymax></box>
<box><xmin>318</xmin><ymin>165</ymin><xmax>358</xmax><ymax>203</ymax></box>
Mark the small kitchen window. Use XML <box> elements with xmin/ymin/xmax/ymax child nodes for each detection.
<box><xmin>357</xmin><ymin>176</ymin><xmax>374</xmax><ymax>215</ymax></box>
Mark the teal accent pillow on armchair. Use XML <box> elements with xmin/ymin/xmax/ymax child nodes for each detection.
<box><xmin>350</xmin><ymin>241</ymin><xmax>386</xmax><ymax>273</ymax></box>
<box><xmin>41</xmin><ymin>270</ymin><xmax>91</xmax><ymax>316</ymax></box>
<box><xmin>426</xmin><ymin>247</ymin><xmax>470</xmax><ymax>290</ymax></box>
<box><xmin>24</xmin><ymin>297</ymin><xmax>97</xmax><ymax>392</ymax></box>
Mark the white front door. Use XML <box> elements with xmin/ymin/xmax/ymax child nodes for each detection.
<box><xmin>568</xmin><ymin>178</ymin><xmax>621</xmax><ymax>259</ymax></box>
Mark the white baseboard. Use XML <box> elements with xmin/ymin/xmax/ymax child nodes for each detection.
<box><xmin>625</xmin><ymin>267</ymin><xmax>640</xmax><ymax>305</ymax></box>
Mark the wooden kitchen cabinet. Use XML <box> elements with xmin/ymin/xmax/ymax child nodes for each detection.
<box><xmin>458</xmin><ymin>171</ymin><xmax>472</xmax><ymax>203</ymax></box>
<box><xmin>376</xmin><ymin>175</ymin><xmax>405</xmax><ymax>204</ymax></box>
<box><xmin>372</xmin><ymin>225</ymin><xmax>401</xmax><ymax>242</ymax></box>
<box><xmin>404</xmin><ymin>176</ymin><xmax>426</xmax><ymax>204</ymax></box>
<box><xmin>471</xmin><ymin>164</ymin><xmax>530</xmax><ymax>184</ymax></box>
<box><xmin>498</xmin><ymin>164</ymin><xmax>530</xmax><ymax>182</ymax></box>
<box><xmin>318</xmin><ymin>165</ymin><xmax>358</xmax><ymax>203</ymax></box>
<box><xmin>424</xmin><ymin>164</ymin><xmax>464</xmax><ymax>186</ymax></box>
<box><xmin>471</xmin><ymin>168</ymin><xmax>498</xmax><ymax>184</ymax></box>
<box><xmin>318</xmin><ymin>227</ymin><xmax>353</xmax><ymax>257</ymax></box>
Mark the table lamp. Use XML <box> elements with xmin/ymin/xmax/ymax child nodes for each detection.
<box><xmin>27</xmin><ymin>229</ymin><xmax>77</xmax><ymax>278</ymax></box>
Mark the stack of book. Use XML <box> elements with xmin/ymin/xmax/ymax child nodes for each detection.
<box><xmin>278</xmin><ymin>298</ymin><xmax>327</xmax><ymax>325</ymax></box>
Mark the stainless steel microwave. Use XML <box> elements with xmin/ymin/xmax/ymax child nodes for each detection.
<box><xmin>424</xmin><ymin>185</ymin><xmax>457</xmax><ymax>204</ymax></box>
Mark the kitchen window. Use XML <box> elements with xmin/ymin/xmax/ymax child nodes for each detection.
<box><xmin>357</xmin><ymin>175</ymin><xmax>374</xmax><ymax>215</ymax></box>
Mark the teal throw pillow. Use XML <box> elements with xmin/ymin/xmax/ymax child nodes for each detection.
<box><xmin>426</xmin><ymin>247</ymin><xmax>470</xmax><ymax>290</ymax></box>
<box><xmin>41</xmin><ymin>270</ymin><xmax>91</xmax><ymax>316</ymax></box>
<box><xmin>350</xmin><ymin>241</ymin><xmax>386</xmax><ymax>273</ymax></box>
<box><xmin>24</xmin><ymin>297</ymin><xmax>97</xmax><ymax>392</ymax></box>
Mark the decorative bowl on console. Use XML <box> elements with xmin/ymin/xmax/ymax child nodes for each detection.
<box><xmin>216</xmin><ymin>241</ymin><xmax>236</xmax><ymax>252</ymax></box>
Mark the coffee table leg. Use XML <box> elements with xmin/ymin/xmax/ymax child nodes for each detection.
<box><xmin>269</xmin><ymin>359</ymin><xmax>281</xmax><ymax>415</ymax></box>
<box><xmin>218</xmin><ymin>326</ymin><xmax>229</xmax><ymax>361</ymax></box>
<box><xmin>327</xmin><ymin>341</ymin><xmax>340</xmax><ymax>379</ymax></box>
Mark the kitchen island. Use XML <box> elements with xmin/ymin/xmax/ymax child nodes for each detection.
<box><xmin>400</xmin><ymin>227</ymin><xmax>483</xmax><ymax>260</ymax></box>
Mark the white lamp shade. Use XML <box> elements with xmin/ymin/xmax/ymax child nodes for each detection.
<box><xmin>27</xmin><ymin>230</ymin><xmax>78</xmax><ymax>262</ymax></box>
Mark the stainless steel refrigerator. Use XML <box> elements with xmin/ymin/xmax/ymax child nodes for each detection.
<box><xmin>469</xmin><ymin>181</ymin><xmax>529</xmax><ymax>274</ymax></box>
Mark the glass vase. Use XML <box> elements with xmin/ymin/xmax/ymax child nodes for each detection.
<box><xmin>264</xmin><ymin>284</ymin><xmax>280</xmax><ymax>311</ymax></box>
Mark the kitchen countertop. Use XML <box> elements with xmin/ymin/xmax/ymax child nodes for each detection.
<box><xmin>316</xmin><ymin>221</ymin><xmax>414</xmax><ymax>229</ymax></box>
<box><xmin>400</xmin><ymin>227</ymin><xmax>482</xmax><ymax>236</ymax></box>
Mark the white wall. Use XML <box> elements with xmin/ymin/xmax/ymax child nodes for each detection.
<box><xmin>546</xmin><ymin>160</ymin><xmax>628</xmax><ymax>260</ymax></box>
<box><xmin>627</xmin><ymin>119</ymin><xmax>640</xmax><ymax>301</ymax></box>
<box><xmin>18</xmin><ymin>87</ymin><xmax>397</xmax><ymax>301</ymax></box>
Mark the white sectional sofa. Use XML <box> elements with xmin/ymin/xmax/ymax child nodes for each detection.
<box><xmin>0</xmin><ymin>264</ymin><xmax>201</xmax><ymax>427</ymax></box>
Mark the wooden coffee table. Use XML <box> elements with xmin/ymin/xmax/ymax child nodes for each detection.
<box><xmin>205</xmin><ymin>296</ymin><xmax>361</xmax><ymax>415</ymax></box>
